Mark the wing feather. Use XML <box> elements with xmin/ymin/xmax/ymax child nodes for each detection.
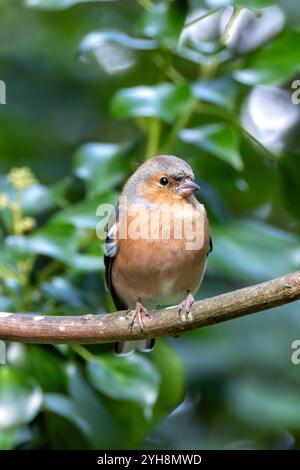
<box><xmin>104</xmin><ymin>203</ymin><xmax>127</xmax><ymax>310</ymax></box>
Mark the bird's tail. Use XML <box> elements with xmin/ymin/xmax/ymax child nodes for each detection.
<box><xmin>114</xmin><ymin>339</ymin><xmax>155</xmax><ymax>357</ymax></box>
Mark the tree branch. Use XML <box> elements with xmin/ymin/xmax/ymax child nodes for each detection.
<box><xmin>0</xmin><ymin>271</ymin><xmax>300</xmax><ymax>344</ymax></box>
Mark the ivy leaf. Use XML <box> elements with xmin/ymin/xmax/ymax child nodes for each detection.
<box><xmin>41</xmin><ymin>277</ymin><xmax>85</xmax><ymax>308</ymax></box>
<box><xmin>228</xmin><ymin>378</ymin><xmax>300</xmax><ymax>429</ymax></box>
<box><xmin>232</xmin><ymin>0</ymin><xmax>276</xmax><ymax>6</ymax></box>
<box><xmin>151</xmin><ymin>342</ymin><xmax>185</xmax><ymax>422</ymax></box>
<box><xmin>111</xmin><ymin>83</ymin><xmax>193</xmax><ymax>123</ymax></box>
<box><xmin>279</xmin><ymin>152</ymin><xmax>300</xmax><ymax>221</ymax></box>
<box><xmin>80</xmin><ymin>30</ymin><xmax>157</xmax><ymax>55</ymax></box>
<box><xmin>0</xmin><ymin>254</ymin><xmax>20</xmax><ymax>282</ymax></box>
<box><xmin>70</xmin><ymin>253</ymin><xmax>103</xmax><ymax>273</ymax></box>
<box><xmin>0</xmin><ymin>368</ymin><xmax>42</xmax><ymax>429</ymax></box>
<box><xmin>43</xmin><ymin>394</ymin><xmax>91</xmax><ymax>437</ymax></box>
<box><xmin>192</xmin><ymin>77</ymin><xmax>237</xmax><ymax>110</ymax></box>
<box><xmin>20</xmin><ymin>179</ymin><xmax>70</xmax><ymax>216</ymax></box>
<box><xmin>5</xmin><ymin>224</ymin><xmax>80</xmax><ymax>265</ymax></box>
<box><xmin>86</xmin><ymin>354</ymin><xmax>160</xmax><ymax>417</ymax></box>
<box><xmin>0</xmin><ymin>428</ymin><xmax>19</xmax><ymax>450</ymax></box>
<box><xmin>221</xmin><ymin>5</ymin><xmax>284</xmax><ymax>54</ymax></box>
<box><xmin>68</xmin><ymin>365</ymin><xmax>122</xmax><ymax>448</ymax></box>
<box><xmin>53</xmin><ymin>195</ymin><xmax>117</xmax><ymax>230</ymax></box>
<box><xmin>180</xmin><ymin>124</ymin><xmax>243</xmax><ymax>170</ymax></box>
<box><xmin>234</xmin><ymin>30</ymin><xmax>300</xmax><ymax>85</ymax></box>
<box><xmin>10</xmin><ymin>344</ymin><xmax>68</xmax><ymax>394</ymax></box>
<box><xmin>25</xmin><ymin>0</ymin><xmax>117</xmax><ymax>10</ymax></box>
<box><xmin>0</xmin><ymin>295</ymin><xmax>13</xmax><ymax>311</ymax></box>
<box><xmin>210</xmin><ymin>220</ymin><xmax>300</xmax><ymax>283</ymax></box>
<box><xmin>138</xmin><ymin>1</ymin><xmax>188</xmax><ymax>46</ymax></box>
<box><xmin>73</xmin><ymin>143</ymin><xmax>131</xmax><ymax>198</ymax></box>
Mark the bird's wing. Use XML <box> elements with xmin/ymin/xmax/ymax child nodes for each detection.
<box><xmin>104</xmin><ymin>202</ymin><xmax>127</xmax><ymax>310</ymax></box>
<box><xmin>208</xmin><ymin>236</ymin><xmax>213</xmax><ymax>254</ymax></box>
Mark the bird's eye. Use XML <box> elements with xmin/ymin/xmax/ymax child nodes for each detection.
<box><xmin>159</xmin><ymin>177</ymin><xmax>169</xmax><ymax>186</ymax></box>
<box><xmin>173</xmin><ymin>175</ymin><xmax>183</xmax><ymax>182</ymax></box>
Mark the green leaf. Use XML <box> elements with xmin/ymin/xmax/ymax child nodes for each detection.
<box><xmin>43</xmin><ymin>394</ymin><xmax>91</xmax><ymax>437</ymax></box>
<box><xmin>0</xmin><ymin>428</ymin><xmax>19</xmax><ymax>450</ymax></box>
<box><xmin>41</xmin><ymin>277</ymin><xmax>85</xmax><ymax>308</ymax></box>
<box><xmin>25</xmin><ymin>0</ymin><xmax>113</xmax><ymax>10</ymax></box>
<box><xmin>73</xmin><ymin>143</ymin><xmax>130</xmax><ymax>198</ymax></box>
<box><xmin>20</xmin><ymin>179</ymin><xmax>69</xmax><ymax>216</ymax></box>
<box><xmin>5</xmin><ymin>224</ymin><xmax>80</xmax><ymax>265</ymax></box>
<box><xmin>180</xmin><ymin>8</ymin><xmax>222</xmax><ymax>51</ymax></box>
<box><xmin>138</xmin><ymin>0</ymin><xmax>188</xmax><ymax>46</ymax></box>
<box><xmin>80</xmin><ymin>30</ymin><xmax>157</xmax><ymax>55</ymax></box>
<box><xmin>279</xmin><ymin>152</ymin><xmax>300</xmax><ymax>220</ymax></box>
<box><xmin>86</xmin><ymin>354</ymin><xmax>160</xmax><ymax>417</ymax></box>
<box><xmin>11</xmin><ymin>344</ymin><xmax>68</xmax><ymax>393</ymax></box>
<box><xmin>70</xmin><ymin>253</ymin><xmax>103</xmax><ymax>272</ymax></box>
<box><xmin>111</xmin><ymin>83</ymin><xmax>194</xmax><ymax>123</ymax></box>
<box><xmin>210</xmin><ymin>220</ymin><xmax>300</xmax><ymax>283</ymax></box>
<box><xmin>192</xmin><ymin>78</ymin><xmax>237</xmax><ymax>110</ymax></box>
<box><xmin>232</xmin><ymin>0</ymin><xmax>276</xmax><ymax>6</ymax></box>
<box><xmin>228</xmin><ymin>378</ymin><xmax>300</xmax><ymax>429</ymax></box>
<box><xmin>20</xmin><ymin>184</ymin><xmax>57</xmax><ymax>216</ymax></box>
<box><xmin>152</xmin><ymin>342</ymin><xmax>185</xmax><ymax>421</ymax></box>
<box><xmin>46</xmin><ymin>366</ymin><xmax>121</xmax><ymax>448</ymax></box>
<box><xmin>234</xmin><ymin>30</ymin><xmax>300</xmax><ymax>85</ymax></box>
<box><xmin>53</xmin><ymin>194</ymin><xmax>117</xmax><ymax>229</ymax></box>
<box><xmin>68</xmin><ymin>364</ymin><xmax>122</xmax><ymax>448</ymax></box>
<box><xmin>180</xmin><ymin>124</ymin><xmax>243</xmax><ymax>170</ymax></box>
<box><xmin>44</xmin><ymin>413</ymin><xmax>90</xmax><ymax>450</ymax></box>
<box><xmin>0</xmin><ymin>254</ymin><xmax>19</xmax><ymax>282</ymax></box>
<box><xmin>78</xmin><ymin>30</ymin><xmax>141</xmax><ymax>74</ymax></box>
<box><xmin>0</xmin><ymin>295</ymin><xmax>13</xmax><ymax>311</ymax></box>
<box><xmin>221</xmin><ymin>5</ymin><xmax>284</xmax><ymax>55</ymax></box>
<box><xmin>192</xmin><ymin>132</ymin><xmax>275</xmax><ymax>214</ymax></box>
<box><xmin>0</xmin><ymin>368</ymin><xmax>42</xmax><ymax>429</ymax></box>
<box><xmin>69</xmin><ymin>238</ymin><xmax>104</xmax><ymax>273</ymax></box>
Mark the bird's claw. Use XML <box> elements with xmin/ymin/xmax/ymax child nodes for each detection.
<box><xmin>178</xmin><ymin>290</ymin><xmax>195</xmax><ymax>322</ymax></box>
<box><xmin>128</xmin><ymin>300</ymin><xmax>151</xmax><ymax>332</ymax></box>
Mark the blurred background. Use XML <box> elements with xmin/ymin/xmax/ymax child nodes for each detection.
<box><xmin>0</xmin><ymin>0</ymin><xmax>300</xmax><ymax>450</ymax></box>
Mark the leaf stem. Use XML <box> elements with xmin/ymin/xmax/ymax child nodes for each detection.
<box><xmin>144</xmin><ymin>117</ymin><xmax>161</xmax><ymax>160</ymax></box>
<box><xmin>194</xmin><ymin>103</ymin><xmax>276</xmax><ymax>161</ymax></box>
<box><xmin>11</xmin><ymin>191</ymin><xmax>22</xmax><ymax>236</ymax></box>
<box><xmin>137</xmin><ymin>0</ymin><xmax>153</xmax><ymax>11</ymax></box>
<box><xmin>185</xmin><ymin>7</ymin><xmax>222</xmax><ymax>28</ymax></box>
<box><xmin>163</xmin><ymin>100</ymin><xmax>196</xmax><ymax>153</ymax></box>
<box><xmin>71</xmin><ymin>344</ymin><xmax>95</xmax><ymax>361</ymax></box>
<box><xmin>38</xmin><ymin>260</ymin><xmax>62</xmax><ymax>283</ymax></box>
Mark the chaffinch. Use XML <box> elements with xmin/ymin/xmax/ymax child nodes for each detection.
<box><xmin>104</xmin><ymin>155</ymin><xmax>212</xmax><ymax>356</ymax></box>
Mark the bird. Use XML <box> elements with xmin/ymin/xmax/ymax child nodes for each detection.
<box><xmin>104</xmin><ymin>155</ymin><xmax>212</xmax><ymax>356</ymax></box>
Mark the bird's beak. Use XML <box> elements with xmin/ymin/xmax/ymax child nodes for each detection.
<box><xmin>176</xmin><ymin>179</ymin><xmax>200</xmax><ymax>197</ymax></box>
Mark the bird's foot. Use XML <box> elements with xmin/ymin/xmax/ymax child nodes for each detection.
<box><xmin>178</xmin><ymin>290</ymin><xmax>195</xmax><ymax>322</ymax></box>
<box><xmin>128</xmin><ymin>299</ymin><xmax>151</xmax><ymax>332</ymax></box>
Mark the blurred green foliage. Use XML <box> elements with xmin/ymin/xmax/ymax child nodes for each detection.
<box><xmin>0</xmin><ymin>0</ymin><xmax>300</xmax><ymax>450</ymax></box>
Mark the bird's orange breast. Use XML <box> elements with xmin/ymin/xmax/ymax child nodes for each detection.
<box><xmin>111</xmin><ymin>198</ymin><xmax>210</xmax><ymax>308</ymax></box>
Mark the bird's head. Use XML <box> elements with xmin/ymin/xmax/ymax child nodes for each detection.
<box><xmin>126</xmin><ymin>155</ymin><xmax>200</xmax><ymax>204</ymax></box>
